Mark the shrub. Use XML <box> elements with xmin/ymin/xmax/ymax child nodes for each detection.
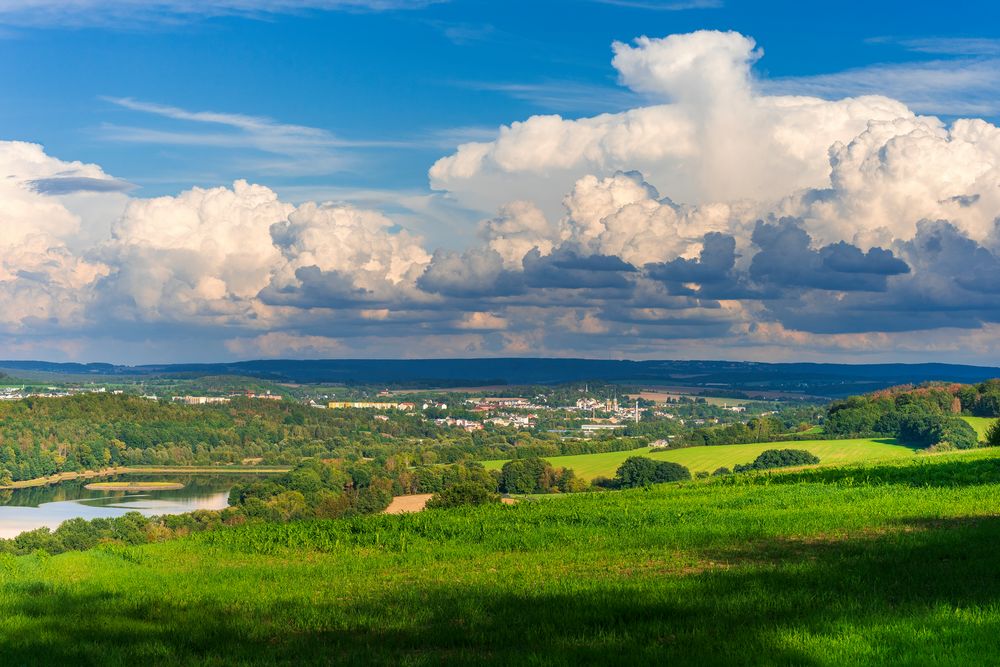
<box><xmin>652</xmin><ymin>461</ymin><xmax>692</xmax><ymax>483</ymax></box>
<box><xmin>426</xmin><ymin>482</ymin><xmax>499</xmax><ymax>509</ymax></box>
<box><xmin>711</xmin><ymin>467</ymin><xmax>731</xmax><ymax>476</ymax></box>
<box><xmin>988</xmin><ymin>420</ymin><xmax>1000</xmax><ymax>448</ymax></box>
<box><xmin>590</xmin><ymin>476</ymin><xmax>618</xmax><ymax>490</ymax></box>
<box><xmin>734</xmin><ymin>449</ymin><xmax>820</xmax><ymax>473</ymax></box>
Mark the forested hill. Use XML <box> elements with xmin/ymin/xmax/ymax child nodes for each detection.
<box><xmin>0</xmin><ymin>394</ymin><xmax>641</xmax><ymax>484</ymax></box>
<box><xmin>5</xmin><ymin>359</ymin><xmax>1000</xmax><ymax>396</ymax></box>
<box><xmin>824</xmin><ymin>380</ymin><xmax>1000</xmax><ymax>450</ymax></box>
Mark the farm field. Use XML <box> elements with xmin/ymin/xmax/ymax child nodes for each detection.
<box><xmin>962</xmin><ymin>416</ymin><xmax>997</xmax><ymax>442</ymax></box>
<box><xmin>482</xmin><ymin>438</ymin><xmax>918</xmax><ymax>479</ymax></box>
<box><xmin>6</xmin><ymin>449</ymin><xmax>1000</xmax><ymax>663</ymax></box>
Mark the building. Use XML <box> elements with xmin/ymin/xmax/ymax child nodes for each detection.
<box><xmin>434</xmin><ymin>417</ymin><xmax>484</xmax><ymax>432</ymax></box>
<box><xmin>581</xmin><ymin>424</ymin><xmax>626</xmax><ymax>432</ymax></box>
<box><xmin>240</xmin><ymin>390</ymin><xmax>283</xmax><ymax>401</ymax></box>
<box><xmin>172</xmin><ymin>396</ymin><xmax>231</xmax><ymax>405</ymax></box>
<box><xmin>327</xmin><ymin>401</ymin><xmax>414</xmax><ymax>410</ymax></box>
<box><xmin>474</xmin><ymin>397</ymin><xmax>532</xmax><ymax>408</ymax></box>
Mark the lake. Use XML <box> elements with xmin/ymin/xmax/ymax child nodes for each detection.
<box><xmin>0</xmin><ymin>473</ymin><xmax>262</xmax><ymax>539</ymax></box>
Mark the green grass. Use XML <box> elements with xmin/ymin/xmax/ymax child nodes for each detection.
<box><xmin>482</xmin><ymin>438</ymin><xmax>918</xmax><ymax>479</ymax></box>
<box><xmin>6</xmin><ymin>449</ymin><xmax>1000</xmax><ymax>663</ymax></box>
<box><xmin>961</xmin><ymin>416</ymin><xmax>997</xmax><ymax>442</ymax></box>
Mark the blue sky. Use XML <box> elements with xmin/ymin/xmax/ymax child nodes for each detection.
<box><xmin>3</xmin><ymin>0</ymin><xmax>1000</xmax><ymax>364</ymax></box>
<box><xmin>3</xmin><ymin>0</ymin><xmax>998</xmax><ymax>204</ymax></box>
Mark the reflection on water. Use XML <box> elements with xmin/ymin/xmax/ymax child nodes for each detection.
<box><xmin>0</xmin><ymin>474</ymin><xmax>261</xmax><ymax>539</ymax></box>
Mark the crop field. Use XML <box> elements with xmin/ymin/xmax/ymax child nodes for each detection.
<box><xmin>5</xmin><ymin>449</ymin><xmax>1000</xmax><ymax>664</ymax></box>
<box><xmin>961</xmin><ymin>416</ymin><xmax>997</xmax><ymax>442</ymax></box>
<box><xmin>482</xmin><ymin>437</ymin><xmax>918</xmax><ymax>479</ymax></box>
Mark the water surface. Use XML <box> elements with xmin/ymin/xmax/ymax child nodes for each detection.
<box><xmin>0</xmin><ymin>474</ymin><xmax>262</xmax><ymax>539</ymax></box>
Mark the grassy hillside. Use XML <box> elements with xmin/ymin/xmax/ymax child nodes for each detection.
<box><xmin>482</xmin><ymin>437</ymin><xmax>918</xmax><ymax>479</ymax></box>
<box><xmin>961</xmin><ymin>416</ymin><xmax>997</xmax><ymax>442</ymax></box>
<box><xmin>6</xmin><ymin>450</ymin><xmax>1000</xmax><ymax>664</ymax></box>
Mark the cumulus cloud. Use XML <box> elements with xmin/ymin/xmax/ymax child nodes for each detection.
<box><xmin>0</xmin><ymin>141</ymin><xmax>123</xmax><ymax>331</ymax></box>
<box><xmin>749</xmin><ymin>219</ymin><xmax>909</xmax><ymax>292</ymax></box>
<box><xmin>7</xmin><ymin>30</ymin><xmax>1000</xmax><ymax>363</ymax></box>
<box><xmin>430</xmin><ymin>30</ymin><xmax>914</xmax><ymax>216</ymax></box>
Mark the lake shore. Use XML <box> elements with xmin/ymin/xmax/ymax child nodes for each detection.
<box><xmin>85</xmin><ymin>481</ymin><xmax>186</xmax><ymax>491</ymax></box>
<box><xmin>0</xmin><ymin>465</ymin><xmax>290</xmax><ymax>491</ymax></box>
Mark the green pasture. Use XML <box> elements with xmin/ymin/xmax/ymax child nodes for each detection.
<box><xmin>482</xmin><ymin>437</ymin><xmax>918</xmax><ymax>479</ymax></box>
<box><xmin>961</xmin><ymin>416</ymin><xmax>997</xmax><ymax>442</ymax></box>
<box><xmin>7</xmin><ymin>449</ymin><xmax>1000</xmax><ymax>663</ymax></box>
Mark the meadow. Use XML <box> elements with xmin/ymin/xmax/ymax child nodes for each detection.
<box><xmin>482</xmin><ymin>437</ymin><xmax>919</xmax><ymax>480</ymax></box>
<box><xmin>6</xmin><ymin>449</ymin><xmax>1000</xmax><ymax>664</ymax></box>
<box><xmin>962</xmin><ymin>416</ymin><xmax>996</xmax><ymax>441</ymax></box>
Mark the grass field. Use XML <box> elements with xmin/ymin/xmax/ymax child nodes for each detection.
<box><xmin>962</xmin><ymin>416</ymin><xmax>997</xmax><ymax>442</ymax></box>
<box><xmin>482</xmin><ymin>438</ymin><xmax>918</xmax><ymax>479</ymax></box>
<box><xmin>6</xmin><ymin>449</ymin><xmax>1000</xmax><ymax>663</ymax></box>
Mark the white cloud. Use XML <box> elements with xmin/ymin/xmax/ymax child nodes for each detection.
<box><xmin>270</xmin><ymin>200</ymin><xmax>431</xmax><ymax>292</ymax></box>
<box><xmin>764</xmin><ymin>58</ymin><xmax>1000</xmax><ymax>117</ymax></box>
<box><xmin>104</xmin><ymin>180</ymin><xmax>293</xmax><ymax>322</ymax></box>
<box><xmin>879</xmin><ymin>36</ymin><xmax>1000</xmax><ymax>57</ymax></box>
<box><xmin>481</xmin><ymin>200</ymin><xmax>561</xmax><ymax>269</ymax></box>
<box><xmin>0</xmin><ymin>141</ymin><xmax>123</xmax><ymax>331</ymax></box>
<box><xmin>430</xmin><ymin>30</ymin><xmax>914</xmax><ymax>215</ymax></box>
<box><xmin>0</xmin><ymin>1</ymin><xmax>440</xmax><ymax>27</ymax></box>
<box><xmin>6</xmin><ymin>30</ymin><xmax>1000</xmax><ymax>362</ymax></box>
<box><xmin>796</xmin><ymin>116</ymin><xmax>1000</xmax><ymax>248</ymax></box>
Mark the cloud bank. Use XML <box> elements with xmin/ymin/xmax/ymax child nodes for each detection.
<box><xmin>4</xmin><ymin>30</ymin><xmax>1000</xmax><ymax>363</ymax></box>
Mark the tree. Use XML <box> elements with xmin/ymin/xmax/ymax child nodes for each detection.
<box><xmin>498</xmin><ymin>457</ymin><xmax>550</xmax><ymax>494</ymax></box>
<box><xmin>616</xmin><ymin>457</ymin><xmax>659</xmax><ymax>488</ymax></box>
<box><xmin>0</xmin><ymin>469</ymin><xmax>12</xmax><ymax>487</ymax></box>
<box><xmin>616</xmin><ymin>457</ymin><xmax>691</xmax><ymax>488</ymax></box>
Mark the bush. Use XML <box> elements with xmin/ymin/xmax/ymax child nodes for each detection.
<box><xmin>590</xmin><ymin>476</ymin><xmax>618</xmax><ymax>490</ymax></box>
<box><xmin>426</xmin><ymin>482</ymin><xmax>499</xmax><ymax>509</ymax></box>
<box><xmin>652</xmin><ymin>460</ymin><xmax>692</xmax><ymax>483</ymax></box>
<box><xmin>734</xmin><ymin>449</ymin><xmax>820</xmax><ymax>473</ymax></box>
<box><xmin>988</xmin><ymin>420</ymin><xmax>1000</xmax><ymax>448</ymax></box>
<box><xmin>711</xmin><ymin>467</ymin><xmax>731</xmax><ymax>476</ymax></box>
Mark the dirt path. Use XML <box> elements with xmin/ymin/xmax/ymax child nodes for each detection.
<box><xmin>384</xmin><ymin>493</ymin><xmax>433</xmax><ymax>514</ymax></box>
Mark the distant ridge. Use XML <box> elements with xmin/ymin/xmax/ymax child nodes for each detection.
<box><xmin>2</xmin><ymin>358</ymin><xmax>1000</xmax><ymax>397</ymax></box>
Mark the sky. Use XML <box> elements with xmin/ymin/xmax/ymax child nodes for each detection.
<box><xmin>3</xmin><ymin>0</ymin><xmax>1000</xmax><ymax>364</ymax></box>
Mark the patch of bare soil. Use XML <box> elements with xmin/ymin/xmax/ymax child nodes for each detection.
<box><xmin>384</xmin><ymin>493</ymin><xmax>433</xmax><ymax>514</ymax></box>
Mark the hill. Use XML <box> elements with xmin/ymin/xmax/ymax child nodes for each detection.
<box><xmin>5</xmin><ymin>450</ymin><xmax>1000</xmax><ymax>664</ymax></box>
<box><xmin>5</xmin><ymin>358</ymin><xmax>1000</xmax><ymax>396</ymax></box>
